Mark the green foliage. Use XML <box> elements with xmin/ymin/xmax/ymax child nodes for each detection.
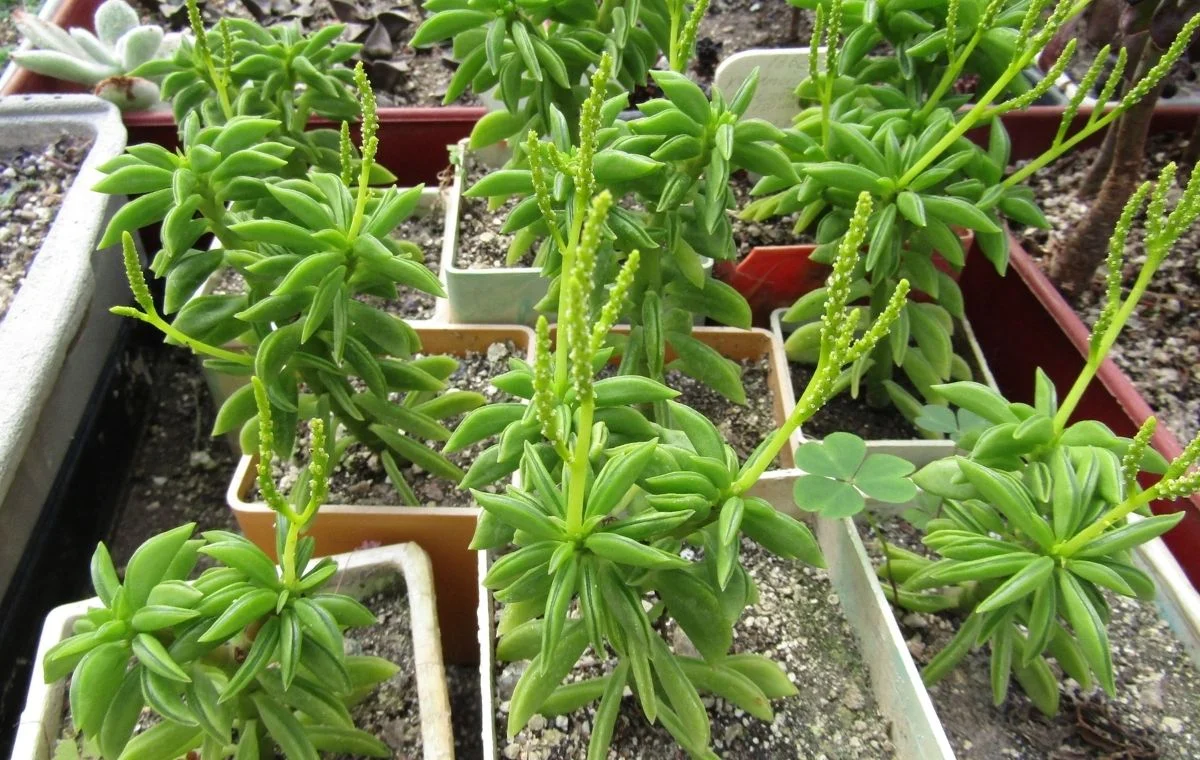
<box><xmin>793</xmin><ymin>432</ymin><xmax>916</xmax><ymax>517</ymax></box>
<box><xmin>472</xmin><ymin>164</ymin><xmax>909</xmax><ymax>754</ymax></box>
<box><xmin>412</xmin><ymin>0</ymin><xmax>712</xmax><ymax>151</ymax></box>
<box><xmin>104</xmin><ymin>65</ymin><xmax>480</xmax><ymax>503</ymax></box>
<box><xmin>750</xmin><ymin>0</ymin><xmax>1200</xmax><ymax>419</ymax></box>
<box><xmin>129</xmin><ymin>0</ymin><xmax>366</xmax><ymax>175</ymax></box>
<box><xmin>43</xmin><ymin>384</ymin><xmax>395</xmax><ymax>760</ymax></box>
<box><xmin>892</xmin><ymin>164</ymin><xmax>1200</xmax><ymax>715</ymax></box>
<box><xmin>469</xmin><ymin>54</ymin><xmax>794</xmax><ymax>407</ymax></box>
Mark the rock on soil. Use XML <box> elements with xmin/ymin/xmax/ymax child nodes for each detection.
<box><xmin>863</xmin><ymin>517</ymin><xmax>1200</xmax><ymax>759</ymax></box>
<box><xmin>0</xmin><ymin>134</ymin><xmax>91</xmax><ymax>321</ymax></box>
<box><xmin>495</xmin><ymin>540</ymin><xmax>894</xmax><ymax>759</ymax></box>
<box><xmin>1017</xmin><ymin>133</ymin><xmax>1200</xmax><ymax>446</ymax></box>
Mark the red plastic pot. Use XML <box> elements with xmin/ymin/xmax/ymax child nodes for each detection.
<box><xmin>1</xmin><ymin>0</ymin><xmax>484</xmax><ymax>184</ymax></box>
<box><xmin>960</xmin><ymin>235</ymin><xmax>1200</xmax><ymax>587</ymax></box>
<box><xmin>730</xmin><ymin>233</ymin><xmax>973</xmax><ymax>325</ymax></box>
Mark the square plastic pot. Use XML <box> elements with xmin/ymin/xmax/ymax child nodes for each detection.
<box><xmin>770</xmin><ymin>307</ymin><xmax>999</xmax><ymax>476</ymax></box>
<box><xmin>476</xmin><ymin>468</ymin><xmax>955</xmax><ymax>760</ymax></box>
<box><xmin>442</xmin><ymin>139</ymin><xmax>713</xmax><ymax>325</ymax></box>
<box><xmin>10</xmin><ymin>542</ymin><xmax>454</xmax><ymax>760</ymax></box>
<box><xmin>226</xmin><ymin>323</ymin><xmax>535</xmax><ymax>664</ymax></box>
<box><xmin>0</xmin><ymin>95</ymin><xmax>130</xmax><ymax>605</ymax></box>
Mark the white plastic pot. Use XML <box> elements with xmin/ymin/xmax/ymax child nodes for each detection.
<box><xmin>11</xmin><ymin>542</ymin><xmax>455</xmax><ymax>760</ymax></box>
<box><xmin>0</xmin><ymin>95</ymin><xmax>130</xmax><ymax>604</ymax></box>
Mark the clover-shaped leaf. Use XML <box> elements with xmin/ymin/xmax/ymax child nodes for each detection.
<box><xmin>793</xmin><ymin>432</ymin><xmax>917</xmax><ymax>518</ymax></box>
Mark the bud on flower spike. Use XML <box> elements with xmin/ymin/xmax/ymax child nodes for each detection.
<box><xmin>591</xmin><ymin>250</ymin><xmax>641</xmax><ymax>356</ymax></box>
<box><xmin>1122</xmin><ymin>417</ymin><xmax>1156</xmax><ymax>496</ymax></box>
<box><xmin>533</xmin><ymin>316</ymin><xmax>561</xmax><ymax>447</ymax></box>
<box><xmin>1091</xmin><ymin>180</ymin><xmax>1149</xmax><ymax>354</ymax></box>
<box><xmin>353</xmin><ymin>62</ymin><xmax>379</xmax><ymax>169</ymax></box>
<box><xmin>574</xmin><ymin>53</ymin><xmax>613</xmax><ymax>197</ymax></box>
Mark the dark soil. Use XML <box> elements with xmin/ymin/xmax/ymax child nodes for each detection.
<box><xmin>495</xmin><ymin>539</ymin><xmax>894</xmax><ymax>758</ymax></box>
<box><xmin>667</xmin><ymin>356</ymin><xmax>779</xmax><ymax>462</ymax></box>
<box><xmin>792</xmin><ymin>363</ymin><xmax>922</xmax><ymax>441</ymax></box>
<box><xmin>269</xmin><ymin>342</ymin><xmax>519</xmax><ymax>507</ymax></box>
<box><xmin>0</xmin><ymin>0</ymin><xmax>31</xmax><ymax>67</ymax></box>
<box><xmin>454</xmin><ymin>151</ymin><xmax>530</xmax><ymax>270</ymax></box>
<box><xmin>132</xmin><ymin>0</ymin><xmax>476</xmax><ymax>107</ymax></box>
<box><xmin>105</xmin><ymin>349</ymin><xmax>238</xmax><ymax>566</ymax></box>
<box><xmin>0</xmin><ymin>134</ymin><xmax>90</xmax><ymax>321</ymax></box>
<box><xmin>693</xmin><ymin>0</ymin><xmax>812</xmax><ymax>88</ymax></box>
<box><xmin>862</xmin><ymin>517</ymin><xmax>1200</xmax><ymax>760</ymax></box>
<box><xmin>335</xmin><ymin>585</ymin><xmax>422</xmax><ymax>759</ymax></box>
<box><xmin>1017</xmin><ymin>132</ymin><xmax>1200</xmax><ymax>445</ymax></box>
<box><xmin>730</xmin><ymin>170</ymin><xmax>808</xmax><ymax>261</ymax></box>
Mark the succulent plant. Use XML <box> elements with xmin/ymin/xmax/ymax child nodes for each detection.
<box><xmin>13</xmin><ymin>0</ymin><xmax>176</xmax><ymax>110</ymax></box>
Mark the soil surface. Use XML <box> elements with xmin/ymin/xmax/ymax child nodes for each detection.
<box><xmin>132</xmin><ymin>0</ymin><xmax>475</xmax><ymax>107</ymax></box>
<box><xmin>105</xmin><ymin>349</ymin><xmax>238</xmax><ymax>566</ymax></box>
<box><xmin>361</xmin><ymin>198</ymin><xmax>446</xmax><ymax>321</ymax></box>
<box><xmin>0</xmin><ymin>134</ymin><xmax>90</xmax><ymax>321</ymax></box>
<box><xmin>693</xmin><ymin>0</ymin><xmax>812</xmax><ymax>88</ymax></box>
<box><xmin>863</xmin><ymin>516</ymin><xmax>1200</xmax><ymax>760</ymax></box>
<box><xmin>454</xmin><ymin>151</ymin><xmax>530</xmax><ymax>270</ymax></box>
<box><xmin>268</xmin><ymin>341</ymin><xmax>519</xmax><ymax>507</ymax></box>
<box><xmin>335</xmin><ymin>585</ymin><xmax>423</xmax><ymax>759</ymax></box>
<box><xmin>1017</xmin><ymin>133</ymin><xmax>1200</xmax><ymax>446</ymax></box>
<box><xmin>730</xmin><ymin>171</ymin><xmax>808</xmax><ymax>261</ymax></box>
<box><xmin>495</xmin><ymin>539</ymin><xmax>894</xmax><ymax>759</ymax></box>
<box><xmin>667</xmin><ymin>356</ymin><xmax>779</xmax><ymax>462</ymax></box>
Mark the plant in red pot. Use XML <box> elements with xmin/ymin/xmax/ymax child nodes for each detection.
<box><xmin>738</xmin><ymin>0</ymin><xmax>1199</xmax><ymax>433</ymax></box>
<box><xmin>11</xmin><ymin>0</ymin><xmax>176</xmax><ymax>109</ymax></box>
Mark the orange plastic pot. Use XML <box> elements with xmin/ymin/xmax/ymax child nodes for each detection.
<box><xmin>226</xmin><ymin>324</ymin><xmax>533</xmax><ymax>665</ymax></box>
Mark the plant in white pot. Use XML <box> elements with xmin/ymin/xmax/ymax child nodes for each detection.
<box><xmin>18</xmin><ymin>378</ymin><xmax>452</xmax><ymax>759</ymax></box>
<box><xmin>873</xmin><ymin>162</ymin><xmax>1200</xmax><ymax>755</ymax></box>
<box><xmin>473</xmin><ymin>154</ymin><xmax>925</xmax><ymax>754</ymax></box>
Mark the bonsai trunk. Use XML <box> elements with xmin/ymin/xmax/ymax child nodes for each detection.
<box><xmin>1049</xmin><ymin>42</ymin><xmax>1165</xmax><ymax>299</ymax></box>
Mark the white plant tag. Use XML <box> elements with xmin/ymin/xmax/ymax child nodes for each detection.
<box><xmin>713</xmin><ymin>47</ymin><xmax>825</xmax><ymax>128</ymax></box>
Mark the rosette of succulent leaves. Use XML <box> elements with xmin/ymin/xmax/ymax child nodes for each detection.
<box><xmin>466</xmin><ymin>182</ymin><xmax>911</xmax><ymax>756</ymax></box>
<box><xmin>410</xmin><ymin>0</ymin><xmax>714</xmax><ymax>158</ymax></box>
<box><xmin>43</xmin><ymin>379</ymin><xmax>396</xmax><ymax>760</ymax></box>
<box><xmin>125</xmin><ymin>0</ymin><xmax>375</xmax><ymax>178</ymax></box>
<box><xmin>462</xmin><ymin>53</ymin><xmax>795</xmax><ymax>409</ymax></box>
<box><xmin>741</xmin><ymin>0</ymin><xmax>1200</xmax><ymax>427</ymax></box>
<box><xmin>99</xmin><ymin>65</ymin><xmax>481</xmax><ymax>506</ymax></box>
<box><xmin>12</xmin><ymin>0</ymin><xmax>176</xmax><ymax>110</ymax></box>
<box><xmin>875</xmin><ymin>164</ymin><xmax>1200</xmax><ymax>716</ymax></box>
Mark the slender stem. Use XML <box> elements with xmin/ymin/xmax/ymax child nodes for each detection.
<box><xmin>1056</xmin><ymin>484</ymin><xmax>1159</xmax><ymax>555</ymax></box>
<box><xmin>554</xmin><ymin>194</ymin><xmax>587</xmax><ymax>394</ymax></box>
<box><xmin>916</xmin><ymin>29</ymin><xmax>985</xmax><ymax>121</ymax></box>
<box><xmin>1002</xmin><ymin>110</ymin><xmax>1122</xmax><ymax>189</ymax></box>
<box><xmin>117</xmin><ymin>307</ymin><xmax>253</xmax><ymax>365</ymax></box>
<box><xmin>567</xmin><ymin>398</ymin><xmax>595</xmax><ymax>532</ymax></box>
<box><xmin>897</xmin><ymin>73</ymin><xmax>1013</xmax><ymax>189</ymax></box>
<box><xmin>1053</xmin><ymin>262</ymin><xmax>1157</xmax><ymax>430</ymax></box>
<box><xmin>732</xmin><ymin>362</ymin><xmax>833</xmax><ymax>493</ymax></box>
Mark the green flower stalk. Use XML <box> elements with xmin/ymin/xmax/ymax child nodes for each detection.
<box><xmin>39</xmin><ymin>381</ymin><xmax>396</xmax><ymax>760</ymax></box>
<box><xmin>753</xmin><ymin>0</ymin><xmax>1200</xmax><ymax>423</ymax></box>
<box><xmin>895</xmin><ymin>163</ymin><xmax>1200</xmax><ymax>716</ymax></box>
